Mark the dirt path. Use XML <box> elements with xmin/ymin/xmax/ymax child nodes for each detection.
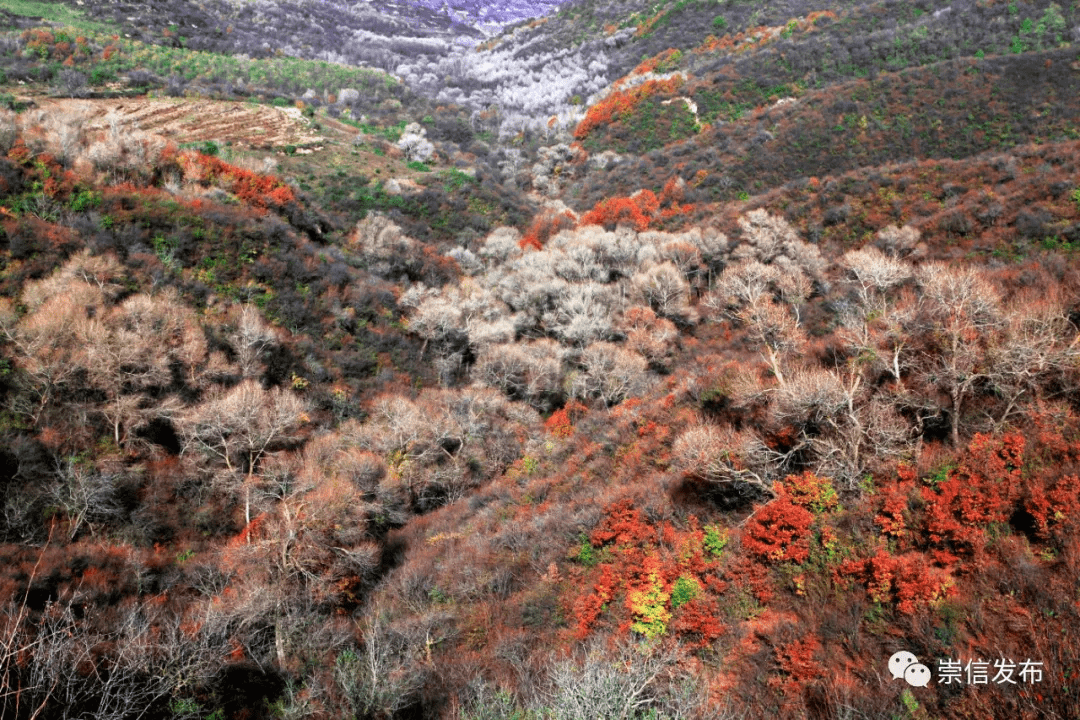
<box><xmin>35</xmin><ymin>97</ymin><xmax>328</xmax><ymax>149</ymax></box>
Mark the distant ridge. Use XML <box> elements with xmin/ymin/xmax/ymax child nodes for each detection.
<box><xmin>403</xmin><ymin>0</ymin><xmax>564</xmax><ymax>31</ymax></box>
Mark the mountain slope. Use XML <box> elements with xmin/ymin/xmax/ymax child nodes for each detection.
<box><xmin>1</xmin><ymin>1</ymin><xmax>1080</xmax><ymax>719</ymax></box>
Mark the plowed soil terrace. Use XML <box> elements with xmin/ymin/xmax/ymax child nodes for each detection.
<box><xmin>36</xmin><ymin>97</ymin><xmax>325</xmax><ymax>149</ymax></box>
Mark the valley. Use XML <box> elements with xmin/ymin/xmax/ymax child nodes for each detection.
<box><xmin>0</xmin><ymin>1</ymin><xmax>1079</xmax><ymax>719</ymax></box>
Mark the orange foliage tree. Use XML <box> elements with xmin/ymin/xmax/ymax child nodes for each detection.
<box><xmin>922</xmin><ymin>432</ymin><xmax>1024</xmax><ymax>554</ymax></box>
<box><xmin>875</xmin><ymin>465</ymin><xmax>917</xmax><ymax>539</ymax></box>
<box><xmin>177</xmin><ymin>151</ymin><xmax>296</xmax><ymax>210</ymax></box>
<box><xmin>741</xmin><ymin>485</ymin><xmax>814</xmax><ymax>564</ymax></box>
<box><xmin>519</xmin><ymin>209</ymin><xmax>577</xmax><ymax>251</ymax></box>
<box><xmin>580</xmin><ymin>190</ymin><xmax>661</xmax><ymax>231</ymax></box>
<box><xmin>544</xmin><ymin>399</ymin><xmax>588</xmax><ymax>438</ymax></box>
<box><xmin>839</xmin><ymin>546</ymin><xmax>953</xmax><ymax>614</ymax></box>
<box><xmin>573</xmin><ymin>76</ymin><xmax>684</xmax><ymax>140</ymax></box>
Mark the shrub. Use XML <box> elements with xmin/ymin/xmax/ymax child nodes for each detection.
<box><xmin>783</xmin><ymin>471</ymin><xmax>839</xmax><ymax>514</ymax></box>
<box><xmin>590</xmin><ymin>500</ymin><xmax>655</xmax><ymax>548</ymax></box>
<box><xmin>580</xmin><ymin>190</ymin><xmax>660</xmax><ymax>231</ymax></box>
<box><xmin>55</xmin><ymin>68</ymin><xmax>88</xmax><ymax>97</ymax></box>
<box><xmin>633</xmin><ymin>48</ymin><xmax>683</xmax><ymax>76</ymax></box>
<box><xmin>573</xmin><ymin>76</ymin><xmax>684</xmax><ymax>140</ymax></box>
<box><xmin>876</xmin><ymin>466</ymin><xmax>916</xmax><ymax>538</ymax></box>
<box><xmin>626</xmin><ymin>561</ymin><xmax>671</xmax><ymax>638</ymax></box>
<box><xmin>519</xmin><ymin>208</ymin><xmax>576</xmax><ymax>251</ymax></box>
<box><xmin>571</xmin><ymin>342</ymin><xmax>650</xmax><ymax>406</ymax></box>
<box><xmin>922</xmin><ymin>432</ymin><xmax>1024</xmax><ymax>553</ymax></box>
<box><xmin>573</xmin><ymin>565</ymin><xmax>617</xmax><ymax>639</ymax></box>
<box><xmin>543</xmin><ymin>399</ymin><xmax>588</xmax><ymax>438</ymax></box>
<box><xmin>1027</xmin><ymin>474</ymin><xmax>1080</xmax><ymax>540</ymax></box>
<box><xmin>839</xmin><ymin>547</ymin><xmax>953</xmax><ymax>614</ymax></box>
<box><xmin>179</xmin><ymin>151</ymin><xmax>297</xmax><ymax>209</ymax></box>
<box><xmin>670</xmin><ymin>574</ymin><xmax>700</xmax><ymax>609</ymax></box>
<box><xmin>741</xmin><ymin>486</ymin><xmax>813</xmax><ymax>564</ymax></box>
<box><xmin>702</xmin><ymin>525</ymin><xmax>729</xmax><ymax>557</ymax></box>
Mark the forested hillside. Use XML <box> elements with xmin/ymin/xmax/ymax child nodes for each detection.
<box><xmin>1</xmin><ymin>0</ymin><xmax>1080</xmax><ymax>719</ymax></box>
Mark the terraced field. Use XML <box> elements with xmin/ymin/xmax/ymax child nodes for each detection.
<box><xmin>34</xmin><ymin>96</ymin><xmax>326</xmax><ymax>149</ymax></box>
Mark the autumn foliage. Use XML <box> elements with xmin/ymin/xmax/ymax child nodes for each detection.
<box><xmin>573</xmin><ymin>76</ymin><xmax>684</xmax><ymax>140</ymax></box>
<box><xmin>875</xmin><ymin>465</ymin><xmax>916</xmax><ymax>538</ymax></box>
<box><xmin>632</xmin><ymin>48</ymin><xmax>683</xmax><ymax>76</ymax></box>
<box><xmin>839</xmin><ymin>546</ymin><xmax>954</xmax><ymax>614</ymax></box>
<box><xmin>579</xmin><ymin>181</ymin><xmax>693</xmax><ymax>231</ymax></box>
<box><xmin>922</xmin><ymin>432</ymin><xmax>1025</xmax><ymax>554</ymax></box>
<box><xmin>741</xmin><ymin>484</ymin><xmax>814</xmax><ymax>564</ymax></box>
<box><xmin>571</xmin><ymin>500</ymin><xmax>731</xmax><ymax>646</ymax></box>
<box><xmin>580</xmin><ymin>189</ymin><xmax>662</xmax><ymax>231</ymax></box>
<box><xmin>177</xmin><ymin>151</ymin><xmax>296</xmax><ymax>209</ymax></box>
<box><xmin>519</xmin><ymin>208</ymin><xmax>577</xmax><ymax>251</ymax></box>
<box><xmin>5</xmin><ymin>21</ymin><xmax>1080</xmax><ymax>717</ymax></box>
<box><xmin>543</xmin><ymin>399</ymin><xmax>588</xmax><ymax>437</ymax></box>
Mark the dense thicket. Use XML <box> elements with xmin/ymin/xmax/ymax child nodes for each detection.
<box><xmin>2</xmin><ymin>0</ymin><xmax>1080</xmax><ymax>718</ymax></box>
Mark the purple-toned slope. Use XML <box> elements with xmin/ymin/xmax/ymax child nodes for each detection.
<box><xmin>403</xmin><ymin>0</ymin><xmax>565</xmax><ymax>28</ymax></box>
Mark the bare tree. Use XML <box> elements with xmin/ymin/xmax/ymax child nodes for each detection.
<box><xmin>335</xmin><ymin>609</ymin><xmax>425</xmax><ymax>719</ymax></box>
<box><xmin>409</xmin><ymin>293</ymin><xmax>464</xmax><ymax>351</ymax></box>
<box><xmin>773</xmin><ymin>366</ymin><xmax>911</xmax><ymax>487</ymax></box>
<box><xmin>774</xmin><ymin>268</ymin><xmax>813</xmax><ymax>324</ymax></box>
<box><xmin>987</xmin><ymin>295</ymin><xmax>1080</xmax><ymax>426</ymax></box>
<box><xmin>473</xmin><ymin>339</ymin><xmax>565</xmax><ymax>408</ymax></box>
<box><xmin>631</xmin><ymin>262</ymin><xmax>691</xmax><ymax>320</ymax></box>
<box><xmin>178</xmin><ymin>380</ymin><xmax>307</xmax><ymax>474</ymax></box>
<box><xmin>771</xmin><ymin>367</ymin><xmax>848</xmax><ymax>430</ymax></box>
<box><xmin>47</xmin><ymin>457</ymin><xmax>123</xmax><ymax>541</ymax></box>
<box><xmin>236</xmin><ymin>444</ymin><xmax>382</xmax><ymax>595</ymax></box>
<box><xmin>177</xmin><ymin>380</ymin><xmax>307</xmax><ymax>528</ymax></box>
<box><xmin>544</xmin><ymin>639</ymin><xmax>683</xmax><ymax>720</ymax></box>
<box><xmin>396</xmin><ymin>123</ymin><xmax>434</xmax><ymax>162</ymax></box>
<box><xmin>914</xmin><ymin>263</ymin><xmax>1002</xmax><ymax>444</ymax></box>
<box><xmin>353</xmin><ymin>387</ymin><xmax>537</xmax><ymax>511</ymax></box>
<box><xmin>738</xmin><ymin>299</ymin><xmax>804</xmax><ymax>387</ymax></box>
<box><xmin>554</xmin><ymin>242</ymin><xmax>604</xmax><ymax>283</ymax></box>
<box><xmin>543</xmin><ymin>283</ymin><xmax>615</xmax><ymax>345</ymax></box>
<box><xmin>84</xmin><ymin>291</ymin><xmax>205</xmax><ymax>446</ymax></box>
<box><xmin>622</xmin><ymin>306</ymin><xmax>678</xmax><ymax>370</ymax></box>
<box><xmin>873</xmin><ymin>223</ymin><xmax>922</xmax><ymax>258</ymax></box>
<box><xmin>14</xmin><ymin>599</ymin><xmax>173</xmax><ymax>720</ymax></box>
<box><xmin>0</xmin><ymin>289</ymin><xmax>95</xmax><ymax>425</ymax></box>
<box><xmin>229</xmin><ymin>304</ymin><xmax>279</xmax><ymax>380</ymax></box>
<box><xmin>571</xmin><ymin>342</ymin><xmax>650</xmax><ymax>405</ymax></box>
<box><xmin>659</xmin><ymin>239</ymin><xmax>702</xmax><ymax>280</ymax></box>
<box><xmin>672</xmin><ymin>423</ymin><xmax>781</xmax><ymax>496</ymax></box>
<box><xmin>1</xmin><ymin>255</ymin><xmax>216</xmax><ymax>443</ymax></box>
<box><xmin>840</xmin><ymin>246</ymin><xmax>912</xmax><ymax>313</ymax></box>
<box><xmin>701</xmin><ymin>260</ymin><xmax>778</xmax><ymax>318</ymax></box>
<box><xmin>837</xmin><ymin>280</ymin><xmax>920</xmax><ymax>392</ymax></box>
<box><xmin>21</xmin><ymin>250</ymin><xmax>124</xmax><ymax>311</ymax></box>
<box><xmin>733</xmin><ymin>209</ymin><xmax>825</xmax><ymax>277</ymax></box>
